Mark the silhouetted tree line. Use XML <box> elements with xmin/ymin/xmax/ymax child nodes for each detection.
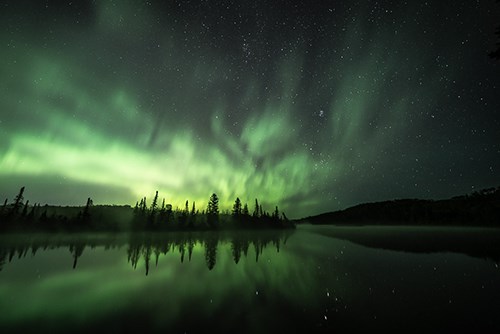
<box><xmin>0</xmin><ymin>187</ymin><xmax>99</xmax><ymax>232</ymax></box>
<box><xmin>0</xmin><ymin>187</ymin><xmax>294</xmax><ymax>232</ymax></box>
<box><xmin>0</xmin><ymin>230</ymin><xmax>294</xmax><ymax>273</ymax></box>
<box><xmin>301</xmin><ymin>186</ymin><xmax>500</xmax><ymax>226</ymax></box>
<box><xmin>131</xmin><ymin>191</ymin><xmax>294</xmax><ymax>231</ymax></box>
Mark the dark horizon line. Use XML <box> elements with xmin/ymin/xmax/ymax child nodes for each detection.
<box><xmin>299</xmin><ymin>185</ymin><xmax>500</xmax><ymax>221</ymax></box>
<box><xmin>2</xmin><ymin>185</ymin><xmax>499</xmax><ymax>221</ymax></box>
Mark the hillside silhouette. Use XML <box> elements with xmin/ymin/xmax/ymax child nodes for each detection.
<box><xmin>299</xmin><ymin>187</ymin><xmax>500</xmax><ymax>226</ymax></box>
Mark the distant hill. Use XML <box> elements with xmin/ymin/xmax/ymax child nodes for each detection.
<box><xmin>298</xmin><ymin>187</ymin><xmax>500</xmax><ymax>226</ymax></box>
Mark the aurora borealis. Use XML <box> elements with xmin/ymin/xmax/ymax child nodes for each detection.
<box><xmin>0</xmin><ymin>1</ymin><xmax>499</xmax><ymax>218</ymax></box>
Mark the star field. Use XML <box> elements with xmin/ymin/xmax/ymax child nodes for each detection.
<box><xmin>0</xmin><ymin>0</ymin><xmax>499</xmax><ymax>218</ymax></box>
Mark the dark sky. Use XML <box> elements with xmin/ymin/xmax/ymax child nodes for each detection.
<box><xmin>0</xmin><ymin>0</ymin><xmax>499</xmax><ymax>218</ymax></box>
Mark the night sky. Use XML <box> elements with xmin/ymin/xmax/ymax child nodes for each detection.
<box><xmin>0</xmin><ymin>0</ymin><xmax>499</xmax><ymax>218</ymax></box>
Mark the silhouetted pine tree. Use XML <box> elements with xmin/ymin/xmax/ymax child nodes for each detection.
<box><xmin>141</xmin><ymin>197</ymin><xmax>147</xmax><ymax>214</ymax></box>
<box><xmin>165</xmin><ymin>204</ymin><xmax>173</xmax><ymax>226</ymax></box>
<box><xmin>273</xmin><ymin>206</ymin><xmax>280</xmax><ymax>221</ymax></box>
<box><xmin>253</xmin><ymin>198</ymin><xmax>259</xmax><ymax>218</ymax></box>
<box><xmin>189</xmin><ymin>201</ymin><xmax>196</xmax><ymax>227</ymax></box>
<box><xmin>207</xmin><ymin>193</ymin><xmax>219</xmax><ymax>227</ymax></box>
<box><xmin>82</xmin><ymin>197</ymin><xmax>93</xmax><ymax>223</ymax></box>
<box><xmin>21</xmin><ymin>200</ymin><xmax>29</xmax><ymax>217</ymax></box>
<box><xmin>282</xmin><ymin>212</ymin><xmax>289</xmax><ymax>222</ymax></box>
<box><xmin>10</xmin><ymin>186</ymin><xmax>25</xmax><ymax>217</ymax></box>
<box><xmin>150</xmin><ymin>191</ymin><xmax>158</xmax><ymax>213</ymax></box>
<box><xmin>178</xmin><ymin>200</ymin><xmax>189</xmax><ymax>227</ymax></box>
<box><xmin>241</xmin><ymin>203</ymin><xmax>250</xmax><ymax>225</ymax></box>
<box><xmin>232</xmin><ymin>197</ymin><xmax>242</xmax><ymax>217</ymax></box>
<box><xmin>157</xmin><ymin>198</ymin><xmax>166</xmax><ymax>225</ymax></box>
<box><xmin>149</xmin><ymin>191</ymin><xmax>159</xmax><ymax>226</ymax></box>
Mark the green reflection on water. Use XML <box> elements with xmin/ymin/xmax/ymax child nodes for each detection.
<box><xmin>1</xmin><ymin>226</ymin><xmax>500</xmax><ymax>333</ymax></box>
<box><xmin>0</xmin><ymin>230</ymin><xmax>327</xmax><ymax>332</ymax></box>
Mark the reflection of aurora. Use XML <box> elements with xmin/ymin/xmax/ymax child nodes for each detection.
<box><xmin>2</xmin><ymin>228</ymin><xmax>500</xmax><ymax>332</ymax></box>
<box><xmin>0</xmin><ymin>230</ymin><xmax>295</xmax><ymax>273</ymax></box>
<box><xmin>0</xmin><ymin>230</ymin><xmax>330</xmax><ymax>332</ymax></box>
<box><xmin>126</xmin><ymin>231</ymin><xmax>294</xmax><ymax>273</ymax></box>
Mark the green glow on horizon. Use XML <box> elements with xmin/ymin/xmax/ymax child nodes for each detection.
<box><xmin>1</xmin><ymin>1</ymin><xmax>495</xmax><ymax>218</ymax></box>
<box><xmin>0</xmin><ymin>20</ymin><xmax>419</xmax><ymax>217</ymax></box>
<box><xmin>0</xmin><ymin>50</ymin><xmax>337</xmax><ymax>216</ymax></box>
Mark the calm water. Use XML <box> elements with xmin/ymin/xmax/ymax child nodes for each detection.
<box><xmin>1</xmin><ymin>225</ymin><xmax>500</xmax><ymax>333</ymax></box>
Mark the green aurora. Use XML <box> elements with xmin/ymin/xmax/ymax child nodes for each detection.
<box><xmin>0</xmin><ymin>1</ymin><xmax>499</xmax><ymax>218</ymax></box>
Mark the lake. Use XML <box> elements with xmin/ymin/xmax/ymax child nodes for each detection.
<box><xmin>1</xmin><ymin>225</ymin><xmax>500</xmax><ymax>333</ymax></box>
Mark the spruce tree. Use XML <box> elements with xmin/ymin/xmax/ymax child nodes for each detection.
<box><xmin>191</xmin><ymin>201</ymin><xmax>196</xmax><ymax>216</ymax></box>
<box><xmin>273</xmin><ymin>206</ymin><xmax>280</xmax><ymax>222</ymax></box>
<box><xmin>150</xmin><ymin>191</ymin><xmax>159</xmax><ymax>214</ymax></box>
<box><xmin>189</xmin><ymin>201</ymin><xmax>196</xmax><ymax>227</ymax></box>
<box><xmin>10</xmin><ymin>186</ymin><xmax>25</xmax><ymax>216</ymax></box>
<box><xmin>232</xmin><ymin>197</ymin><xmax>242</xmax><ymax>217</ymax></box>
<box><xmin>207</xmin><ymin>193</ymin><xmax>219</xmax><ymax>227</ymax></box>
<box><xmin>253</xmin><ymin>198</ymin><xmax>259</xmax><ymax>218</ymax></box>
<box><xmin>149</xmin><ymin>191</ymin><xmax>159</xmax><ymax>226</ymax></box>
<box><xmin>82</xmin><ymin>197</ymin><xmax>93</xmax><ymax>223</ymax></box>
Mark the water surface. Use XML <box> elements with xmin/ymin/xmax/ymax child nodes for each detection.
<box><xmin>1</xmin><ymin>226</ymin><xmax>499</xmax><ymax>333</ymax></box>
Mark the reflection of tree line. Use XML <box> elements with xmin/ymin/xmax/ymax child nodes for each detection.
<box><xmin>0</xmin><ymin>237</ymin><xmax>118</xmax><ymax>271</ymax></box>
<box><xmin>325</xmin><ymin>228</ymin><xmax>500</xmax><ymax>263</ymax></box>
<box><xmin>0</xmin><ymin>230</ymin><xmax>294</xmax><ymax>273</ymax></box>
<box><xmin>127</xmin><ymin>232</ymin><xmax>290</xmax><ymax>274</ymax></box>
